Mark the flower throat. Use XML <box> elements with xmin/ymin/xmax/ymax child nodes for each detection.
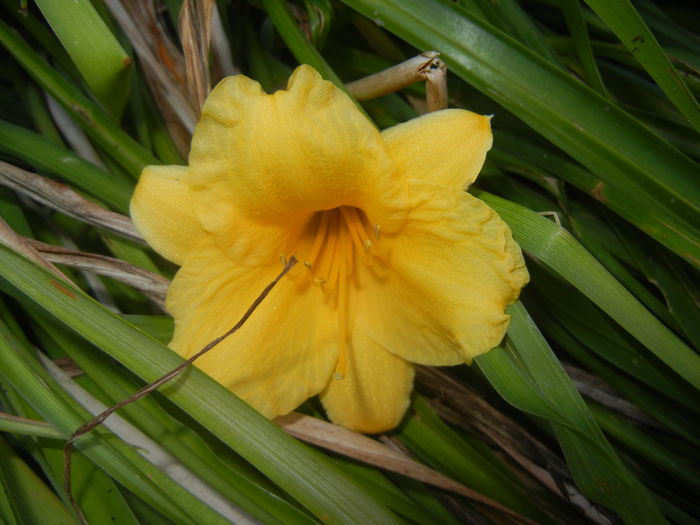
<box><xmin>300</xmin><ymin>206</ymin><xmax>378</xmax><ymax>291</ymax></box>
<box><xmin>292</xmin><ymin>206</ymin><xmax>380</xmax><ymax>379</ymax></box>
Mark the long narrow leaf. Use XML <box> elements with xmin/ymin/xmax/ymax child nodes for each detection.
<box><xmin>476</xmin><ymin>190</ymin><xmax>700</xmax><ymax>390</ymax></box>
<box><xmin>0</xmin><ymin>242</ymin><xmax>401</xmax><ymax>525</ymax></box>
<box><xmin>0</xmin><ymin>18</ymin><xmax>157</xmax><ymax>176</ymax></box>
<box><xmin>583</xmin><ymin>0</ymin><xmax>700</xmax><ymax>130</ymax></box>
<box><xmin>339</xmin><ymin>0</ymin><xmax>700</xmax><ymax>266</ymax></box>
<box><xmin>33</xmin><ymin>0</ymin><xmax>132</xmax><ymax>117</ymax></box>
<box><xmin>478</xmin><ymin>303</ymin><xmax>666</xmax><ymax>524</ymax></box>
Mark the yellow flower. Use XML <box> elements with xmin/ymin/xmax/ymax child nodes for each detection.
<box><xmin>131</xmin><ymin>65</ymin><xmax>528</xmax><ymax>433</ymax></box>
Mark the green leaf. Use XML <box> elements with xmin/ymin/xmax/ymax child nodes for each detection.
<box><xmin>338</xmin><ymin>0</ymin><xmax>700</xmax><ymax>267</ymax></box>
<box><xmin>0</xmin><ymin>243</ymin><xmax>401</xmax><ymax>525</ymax></box>
<box><xmin>560</xmin><ymin>0</ymin><xmax>607</xmax><ymax>95</ymax></box>
<box><xmin>588</xmin><ymin>402</ymin><xmax>700</xmax><ymax>493</ymax></box>
<box><xmin>583</xmin><ymin>0</ymin><xmax>700</xmax><ymax>130</ymax></box>
<box><xmin>0</xmin><ymin>18</ymin><xmax>157</xmax><ymax>176</ymax></box>
<box><xmin>399</xmin><ymin>395</ymin><xmax>554</xmax><ymax>524</ymax></box>
<box><xmin>0</xmin><ymin>436</ymin><xmax>74</xmax><ymax>525</ymax></box>
<box><xmin>33</xmin><ymin>0</ymin><xmax>132</xmax><ymax>118</ymax></box>
<box><xmin>478</xmin><ymin>303</ymin><xmax>666</xmax><ymax>524</ymax></box>
<box><xmin>476</xmin><ymin>190</ymin><xmax>700</xmax><ymax>390</ymax></box>
<box><xmin>0</xmin><ymin>120</ymin><xmax>133</xmax><ymax>213</ymax></box>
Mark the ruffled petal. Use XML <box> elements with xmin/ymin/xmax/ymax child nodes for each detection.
<box><xmin>320</xmin><ymin>329</ymin><xmax>414</xmax><ymax>434</ymax></box>
<box><xmin>130</xmin><ymin>165</ymin><xmax>206</xmax><ymax>265</ymax></box>
<box><xmin>381</xmin><ymin>109</ymin><xmax>492</xmax><ymax>190</ymax></box>
<box><xmin>356</xmin><ymin>180</ymin><xmax>529</xmax><ymax>365</ymax></box>
<box><xmin>167</xmin><ymin>237</ymin><xmax>338</xmax><ymax>418</ymax></box>
<box><xmin>188</xmin><ymin>65</ymin><xmax>408</xmax><ymax>238</ymax></box>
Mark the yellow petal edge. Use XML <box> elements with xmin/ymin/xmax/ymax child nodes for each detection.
<box><xmin>130</xmin><ymin>64</ymin><xmax>528</xmax><ymax>433</ymax></box>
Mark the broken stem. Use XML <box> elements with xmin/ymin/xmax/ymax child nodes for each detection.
<box><xmin>346</xmin><ymin>51</ymin><xmax>448</xmax><ymax>111</ymax></box>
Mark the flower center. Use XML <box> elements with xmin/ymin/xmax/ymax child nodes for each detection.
<box><xmin>295</xmin><ymin>206</ymin><xmax>380</xmax><ymax>380</ymax></box>
<box><xmin>301</xmin><ymin>206</ymin><xmax>378</xmax><ymax>291</ymax></box>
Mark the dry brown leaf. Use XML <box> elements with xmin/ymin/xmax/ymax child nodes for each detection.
<box><xmin>564</xmin><ymin>363</ymin><xmax>663</xmax><ymax>428</ymax></box>
<box><xmin>275</xmin><ymin>412</ymin><xmax>537</xmax><ymax>525</ymax></box>
<box><xmin>0</xmin><ymin>218</ymin><xmax>73</xmax><ymax>283</ymax></box>
<box><xmin>417</xmin><ymin>367</ymin><xmax>614</xmax><ymax>524</ymax></box>
<box><xmin>104</xmin><ymin>0</ymin><xmax>197</xmax><ymax>145</ymax></box>
<box><xmin>0</xmin><ymin>161</ymin><xmax>142</xmax><ymax>243</ymax></box>
<box><xmin>28</xmin><ymin>239</ymin><xmax>169</xmax><ymax>308</ymax></box>
<box><xmin>179</xmin><ymin>0</ymin><xmax>215</xmax><ymax>117</ymax></box>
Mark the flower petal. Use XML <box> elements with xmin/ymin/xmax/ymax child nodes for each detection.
<box><xmin>167</xmin><ymin>238</ymin><xmax>338</xmax><ymax>418</ymax></box>
<box><xmin>130</xmin><ymin>165</ymin><xmax>206</xmax><ymax>265</ymax></box>
<box><xmin>320</xmin><ymin>329</ymin><xmax>414</xmax><ymax>434</ymax></box>
<box><xmin>188</xmin><ymin>65</ymin><xmax>408</xmax><ymax>237</ymax></box>
<box><xmin>356</xmin><ymin>180</ymin><xmax>529</xmax><ymax>365</ymax></box>
<box><xmin>381</xmin><ymin>109</ymin><xmax>493</xmax><ymax>190</ymax></box>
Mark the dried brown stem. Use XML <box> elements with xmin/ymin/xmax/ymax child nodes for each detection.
<box><xmin>179</xmin><ymin>0</ymin><xmax>215</xmax><ymax>116</ymax></box>
<box><xmin>105</xmin><ymin>0</ymin><xmax>197</xmax><ymax>135</ymax></box>
<box><xmin>276</xmin><ymin>412</ymin><xmax>538</xmax><ymax>525</ymax></box>
<box><xmin>0</xmin><ymin>217</ymin><xmax>74</xmax><ymax>283</ymax></box>
<box><xmin>28</xmin><ymin>239</ymin><xmax>169</xmax><ymax>308</ymax></box>
<box><xmin>346</xmin><ymin>51</ymin><xmax>448</xmax><ymax>111</ymax></box>
<box><xmin>63</xmin><ymin>257</ymin><xmax>297</xmax><ymax>523</ymax></box>
<box><xmin>0</xmin><ymin>161</ymin><xmax>142</xmax><ymax>243</ymax></box>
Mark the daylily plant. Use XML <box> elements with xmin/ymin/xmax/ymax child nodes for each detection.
<box><xmin>131</xmin><ymin>65</ymin><xmax>528</xmax><ymax>433</ymax></box>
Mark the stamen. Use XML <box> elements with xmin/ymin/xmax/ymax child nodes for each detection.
<box><xmin>306</xmin><ymin>211</ymin><xmax>330</xmax><ymax>267</ymax></box>
<box><xmin>294</xmin><ymin>206</ymin><xmax>381</xmax><ymax>380</ymax></box>
<box><xmin>326</xmin><ymin>222</ymin><xmax>342</xmax><ymax>293</ymax></box>
<box><xmin>340</xmin><ymin>207</ymin><xmax>368</xmax><ymax>254</ymax></box>
<box><xmin>314</xmin><ymin>217</ymin><xmax>338</xmax><ymax>289</ymax></box>
<box><xmin>335</xmin><ymin>248</ymin><xmax>348</xmax><ymax>380</ymax></box>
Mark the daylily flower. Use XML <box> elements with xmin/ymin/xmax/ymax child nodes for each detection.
<box><xmin>131</xmin><ymin>65</ymin><xmax>528</xmax><ymax>433</ymax></box>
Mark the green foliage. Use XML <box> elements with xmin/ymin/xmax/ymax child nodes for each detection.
<box><xmin>0</xmin><ymin>1</ymin><xmax>698</xmax><ymax>524</ymax></box>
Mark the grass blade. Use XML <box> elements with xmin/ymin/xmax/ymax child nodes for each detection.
<box><xmin>0</xmin><ymin>242</ymin><xmax>401</xmax><ymax>525</ymax></box>
<box><xmin>476</xmin><ymin>190</ymin><xmax>700</xmax><ymax>390</ymax></box>
<box><xmin>0</xmin><ymin>18</ymin><xmax>157</xmax><ymax>176</ymax></box>
<box><xmin>339</xmin><ymin>0</ymin><xmax>700</xmax><ymax>266</ymax></box>
<box><xmin>33</xmin><ymin>0</ymin><xmax>132</xmax><ymax>118</ymax></box>
<box><xmin>478</xmin><ymin>303</ymin><xmax>666</xmax><ymax>524</ymax></box>
<box><xmin>583</xmin><ymin>0</ymin><xmax>700</xmax><ymax>130</ymax></box>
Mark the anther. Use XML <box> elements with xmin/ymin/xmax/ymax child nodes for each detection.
<box><xmin>363</xmin><ymin>239</ymin><xmax>372</xmax><ymax>251</ymax></box>
<box><xmin>304</xmin><ymin>261</ymin><xmax>312</xmax><ymax>270</ymax></box>
<box><xmin>279</xmin><ymin>254</ymin><xmax>287</xmax><ymax>265</ymax></box>
<box><xmin>374</xmin><ymin>223</ymin><xmax>381</xmax><ymax>240</ymax></box>
<box><xmin>333</xmin><ymin>372</ymin><xmax>345</xmax><ymax>380</ymax></box>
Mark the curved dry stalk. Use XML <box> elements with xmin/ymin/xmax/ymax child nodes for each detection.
<box><xmin>62</xmin><ymin>257</ymin><xmax>297</xmax><ymax>523</ymax></box>
<box><xmin>39</xmin><ymin>353</ymin><xmax>260</xmax><ymax>525</ymax></box>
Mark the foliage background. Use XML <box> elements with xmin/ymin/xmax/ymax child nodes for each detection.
<box><xmin>0</xmin><ymin>0</ymin><xmax>698</xmax><ymax>524</ymax></box>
